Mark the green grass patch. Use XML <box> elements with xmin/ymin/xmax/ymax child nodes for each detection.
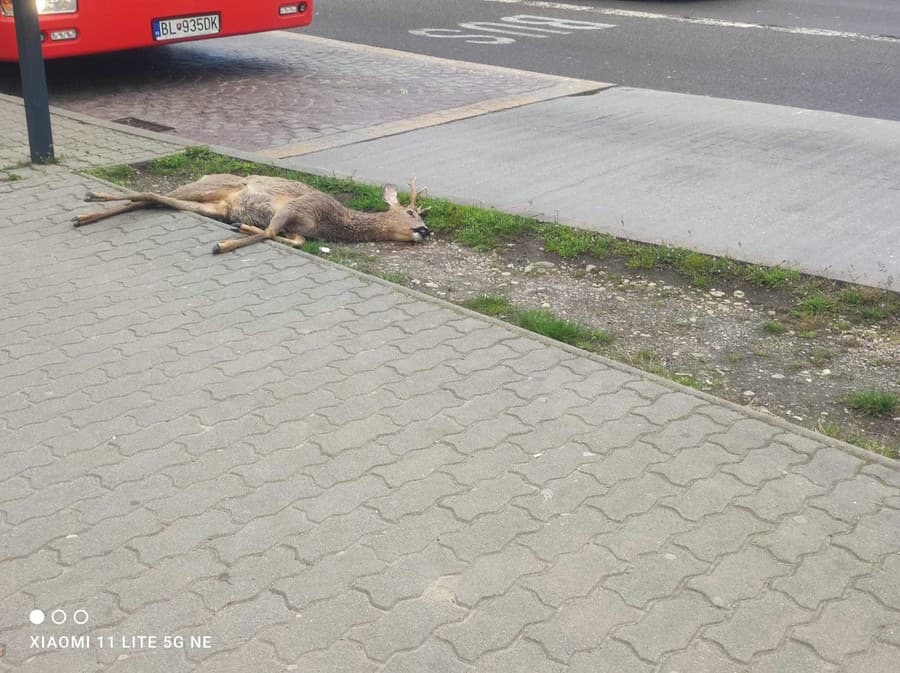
<box><xmin>817</xmin><ymin>422</ymin><xmax>898</xmax><ymax>460</ymax></box>
<box><xmin>539</xmin><ymin>224</ymin><xmax>599</xmax><ymax>258</ymax></box>
<box><xmin>794</xmin><ymin>292</ymin><xmax>835</xmax><ymax>317</ymax></box>
<box><xmin>514</xmin><ymin>309</ymin><xmax>611</xmax><ymax>348</ymax></box>
<box><xmin>462</xmin><ymin>294</ymin><xmax>515</xmax><ymax>318</ymax></box>
<box><xmin>846</xmin><ymin>390</ymin><xmax>899</xmax><ymax>417</ymax></box>
<box><xmin>422</xmin><ymin>201</ymin><xmax>535</xmax><ymax>250</ymax></box>
<box><xmin>377</xmin><ymin>272</ymin><xmax>410</xmax><ymax>285</ymax></box>
<box><xmin>90</xmin><ymin>164</ymin><xmax>137</xmax><ymax>186</ymax></box>
<box><xmin>746</xmin><ymin>266</ymin><xmax>800</xmax><ymax>288</ymax></box>
<box><xmin>763</xmin><ymin>320</ymin><xmax>789</xmax><ymax>335</ymax></box>
<box><xmin>462</xmin><ymin>296</ymin><xmax>610</xmax><ymax>350</ymax></box>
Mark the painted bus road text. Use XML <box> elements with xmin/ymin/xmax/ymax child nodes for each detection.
<box><xmin>410</xmin><ymin>14</ymin><xmax>614</xmax><ymax>45</ymax></box>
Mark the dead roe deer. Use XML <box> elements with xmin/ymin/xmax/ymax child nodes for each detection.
<box><xmin>74</xmin><ymin>174</ymin><xmax>431</xmax><ymax>254</ymax></box>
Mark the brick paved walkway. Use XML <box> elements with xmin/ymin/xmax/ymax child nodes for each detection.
<box><xmin>1</xmin><ymin>113</ymin><xmax>898</xmax><ymax>673</ymax></box>
<box><xmin>0</xmin><ymin>33</ymin><xmax>603</xmax><ymax>155</ymax></box>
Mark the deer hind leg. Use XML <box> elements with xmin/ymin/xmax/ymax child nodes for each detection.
<box><xmin>78</xmin><ymin>186</ymin><xmax>229</xmax><ymax>228</ymax></box>
<box><xmin>73</xmin><ymin>201</ymin><xmax>158</xmax><ymax>227</ymax></box>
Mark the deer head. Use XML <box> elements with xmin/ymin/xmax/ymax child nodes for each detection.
<box><xmin>379</xmin><ymin>179</ymin><xmax>431</xmax><ymax>242</ymax></box>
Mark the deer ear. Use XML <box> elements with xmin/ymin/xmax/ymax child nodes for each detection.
<box><xmin>382</xmin><ymin>185</ymin><xmax>400</xmax><ymax>206</ymax></box>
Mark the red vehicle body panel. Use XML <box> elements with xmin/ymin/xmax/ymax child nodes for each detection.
<box><xmin>0</xmin><ymin>0</ymin><xmax>313</xmax><ymax>61</ymax></box>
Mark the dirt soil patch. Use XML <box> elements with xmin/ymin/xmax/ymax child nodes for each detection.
<box><xmin>108</xmin><ymin>165</ymin><xmax>900</xmax><ymax>458</ymax></box>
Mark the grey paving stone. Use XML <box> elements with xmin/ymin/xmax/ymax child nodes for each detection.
<box><xmin>641</xmin><ymin>415</ymin><xmax>726</xmax><ymax>454</ymax></box>
<box><xmin>832</xmin><ymin>507</ymin><xmax>900</xmax><ymax>561</ymax></box>
<box><xmin>437</xmin><ymin>588</ymin><xmax>554</xmax><ymax>662</ymax></box>
<box><xmin>443</xmin><ymin>472</ymin><xmax>535</xmax><ymax>521</ymax></box>
<box><xmin>673</xmin><ymin>508</ymin><xmax>770</xmax><ymax>562</ymax></box>
<box><xmin>0</xmin><ymin>550</ymin><xmax>61</xmax><ymax>601</ymax></box>
<box><xmin>288</xmin><ymin>508</ymin><xmax>388</xmax><ymax>564</ymax></box>
<box><xmin>733</xmin><ymin>473</ymin><xmax>826</xmax><ymax>522</ymax></box>
<box><xmin>617</xmin><ymin>592</ymin><xmax>726</xmax><ymax>662</ymax></box>
<box><xmin>295</xmin><ymin>474</ymin><xmax>387</xmax><ymax>523</ymax></box>
<box><xmin>210</xmin><ymin>507</ymin><xmax>310</xmax><ymax>564</ymax></box>
<box><xmin>190</xmin><ymin>641</ymin><xmax>288</xmax><ymax>673</ymax></box>
<box><xmin>354</xmin><ymin>543</ymin><xmax>467</xmax><ymax>609</ymax></box>
<box><xmin>750</xmin><ymin>642</ymin><xmax>840</xmax><ymax>673</ymax></box>
<box><xmin>688</xmin><ymin>546</ymin><xmax>792</xmax><ymax>607</ymax></box>
<box><xmin>442</xmin><ymin>506</ymin><xmax>542</xmax><ymax>562</ymax></box>
<box><xmin>131</xmin><ymin>509</ymin><xmax>238</xmax><ymax>564</ymax></box>
<box><xmin>369</xmin><ymin>472</ymin><xmax>464</xmax><ymax>521</ymax></box>
<box><xmin>662</xmin><ymin>472</ymin><xmax>756</xmax><ymax>521</ymax></box>
<box><xmin>569</xmin><ymin>640</ymin><xmax>655</xmax><ymax>673</ymax></box>
<box><xmin>190</xmin><ymin>591</ymin><xmax>295</xmax><ymax>660</ymax></box>
<box><xmin>261</xmin><ymin>591</ymin><xmax>380</xmax><ymax>661</ymax></box>
<box><xmin>109</xmin><ymin>549</ymin><xmax>224</xmax><ymax>611</ymax></box>
<box><xmin>513</xmin><ymin>470</ymin><xmax>606</xmax><ymax>521</ymax></box>
<box><xmin>855</xmin><ymin>552</ymin><xmax>900</xmax><ymax>609</ymax></box>
<box><xmin>659</xmin><ymin>639</ymin><xmax>750</xmax><ymax>673</ymax></box>
<box><xmin>791</xmin><ymin>446</ymin><xmax>863</xmax><ymax>486</ymax></box>
<box><xmin>705</xmin><ymin>590</ymin><xmax>813</xmax><ymax>662</ymax></box>
<box><xmin>580</xmin><ymin>441</ymin><xmax>668</xmax><ymax>485</ymax></box>
<box><xmin>755</xmin><ymin>507</ymin><xmax>851</xmax><ymax>563</ymax></box>
<box><xmin>650</xmin><ymin>443</ymin><xmax>740</xmax><ymax>485</ymax></box>
<box><xmin>809</xmin><ymin>475</ymin><xmax>896</xmax><ymax>522</ymax></box>
<box><xmin>438</xmin><ymin>543</ymin><xmax>544</xmax><ymax>607</ymax></box>
<box><xmin>304</xmin><ymin>443</ymin><xmax>396</xmax><ymax>488</ymax></box>
<box><xmin>527</xmin><ymin>587</ymin><xmax>642</xmax><ymax>662</ymax></box>
<box><xmin>605</xmin><ymin>547</ymin><xmax>708</xmax><ymax>607</ymax></box>
<box><xmin>363</xmin><ymin>507</ymin><xmax>466</xmax><ymax>562</ymax></box>
<box><xmin>633</xmin><ymin>392</ymin><xmax>707</xmax><ymax>425</ymax></box>
<box><xmin>772</xmin><ymin>545</ymin><xmax>872</xmax><ymax>609</ymax></box>
<box><xmin>793</xmin><ymin>590</ymin><xmax>895</xmax><ymax>664</ymax></box>
<box><xmin>349</xmin><ymin>592</ymin><xmax>467</xmax><ymax>661</ymax></box>
<box><xmin>477</xmin><ymin>639</ymin><xmax>565</xmax><ymax>673</ymax></box>
<box><xmin>513</xmin><ymin>439</ymin><xmax>598</xmax><ymax>485</ymax></box>
<box><xmin>219</xmin><ymin>472</ymin><xmax>321</xmax><ymax>523</ymax></box>
<box><xmin>520</xmin><ymin>544</ymin><xmax>627</xmax><ymax>607</ymax></box>
<box><xmin>274</xmin><ymin>544</ymin><xmax>385</xmax><ymax>610</ymax></box>
<box><xmin>595</xmin><ymin>507</ymin><xmax>693</xmax><ymax>561</ymax></box>
<box><xmin>845</xmin><ymin>642</ymin><xmax>900</xmax><ymax>673</ymax></box>
<box><xmin>52</xmin><ymin>507</ymin><xmax>162</xmax><ymax>564</ymax></box>
<box><xmin>382</xmin><ymin>640</ymin><xmax>472</xmax><ymax>673</ymax></box>
<box><xmin>720</xmin><ymin>443</ymin><xmax>808</xmax><ymax>486</ymax></box>
<box><xmin>285</xmin><ymin>641</ymin><xmax>379</xmax><ymax>673</ymax></box>
<box><xmin>588</xmin><ymin>473</ymin><xmax>681</xmax><ymax>522</ymax></box>
<box><xmin>374</xmin><ymin>443</ymin><xmax>466</xmax><ymax>487</ymax></box>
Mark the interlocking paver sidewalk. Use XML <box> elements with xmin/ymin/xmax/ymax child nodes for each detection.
<box><xmin>1</xmin><ymin>108</ymin><xmax>899</xmax><ymax>673</ymax></box>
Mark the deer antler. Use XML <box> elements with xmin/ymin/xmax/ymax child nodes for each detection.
<box><xmin>408</xmin><ymin>177</ymin><xmax>430</xmax><ymax>214</ymax></box>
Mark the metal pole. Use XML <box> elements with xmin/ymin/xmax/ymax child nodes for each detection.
<box><xmin>13</xmin><ymin>0</ymin><xmax>54</xmax><ymax>164</ymax></box>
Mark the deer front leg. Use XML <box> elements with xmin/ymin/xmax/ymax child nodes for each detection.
<box><xmin>212</xmin><ymin>208</ymin><xmax>299</xmax><ymax>255</ymax></box>
<box><xmin>237</xmin><ymin>224</ymin><xmax>306</xmax><ymax>247</ymax></box>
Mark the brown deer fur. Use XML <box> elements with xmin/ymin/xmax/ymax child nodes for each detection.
<box><xmin>74</xmin><ymin>174</ymin><xmax>431</xmax><ymax>254</ymax></box>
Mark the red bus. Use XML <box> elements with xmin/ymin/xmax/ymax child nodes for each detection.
<box><xmin>0</xmin><ymin>0</ymin><xmax>313</xmax><ymax>61</ymax></box>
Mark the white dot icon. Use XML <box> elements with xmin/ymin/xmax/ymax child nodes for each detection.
<box><xmin>29</xmin><ymin>609</ymin><xmax>45</xmax><ymax>625</ymax></box>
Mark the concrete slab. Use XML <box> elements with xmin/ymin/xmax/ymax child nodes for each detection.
<box><xmin>290</xmin><ymin>86</ymin><xmax>900</xmax><ymax>289</ymax></box>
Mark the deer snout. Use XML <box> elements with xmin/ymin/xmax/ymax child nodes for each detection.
<box><xmin>411</xmin><ymin>226</ymin><xmax>431</xmax><ymax>242</ymax></box>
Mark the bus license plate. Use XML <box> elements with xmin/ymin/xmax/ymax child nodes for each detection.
<box><xmin>152</xmin><ymin>14</ymin><xmax>221</xmax><ymax>42</ymax></box>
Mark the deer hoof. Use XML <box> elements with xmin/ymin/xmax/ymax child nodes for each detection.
<box><xmin>84</xmin><ymin>191</ymin><xmax>101</xmax><ymax>202</ymax></box>
<box><xmin>212</xmin><ymin>243</ymin><xmax>224</xmax><ymax>255</ymax></box>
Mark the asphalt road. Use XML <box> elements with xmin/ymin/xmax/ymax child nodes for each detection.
<box><xmin>305</xmin><ymin>0</ymin><xmax>900</xmax><ymax>120</ymax></box>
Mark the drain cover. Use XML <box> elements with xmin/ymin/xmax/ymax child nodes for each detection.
<box><xmin>112</xmin><ymin>117</ymin><xmax>176</xmax><ymax>133</ymax></box>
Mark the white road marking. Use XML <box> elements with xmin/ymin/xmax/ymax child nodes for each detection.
<box><xmin>411</xmin><ymin>13</ymin><xmax>613</xmax><ymax>45</ymax></box>
<box><xmin>483</xmin><ymin>0</ymin><xmax>900</xmax><ymax>43</ymax></box>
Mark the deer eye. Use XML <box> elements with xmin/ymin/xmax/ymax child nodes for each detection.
<box><xmin>406</xmin><ymin>209</ymin><xmax>416</xmax><ymax>216</ymax></box>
